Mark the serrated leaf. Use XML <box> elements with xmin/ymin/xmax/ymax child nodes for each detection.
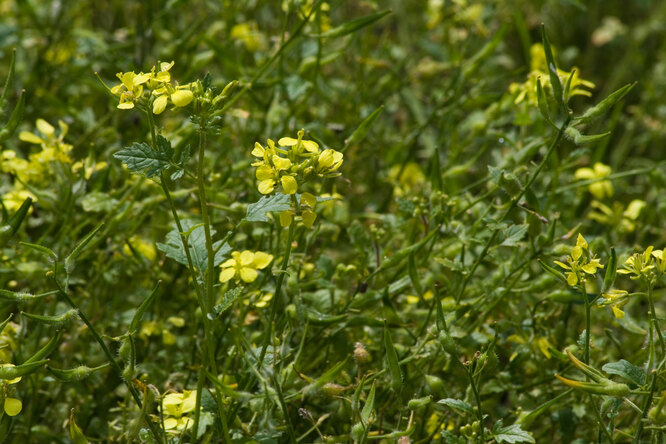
<box><xmin>493</xmin><ymin>423</ymin><xmax>535</xmax><ymax>443</ymax></box>
<box><xmin>501</xmin><ymin>224</ymin><xmax>529</xmax><ymax>246</ymax></box>
<box><xmin>601</xmin><ymin>360</ymin><xmax>646</xmax><ymax>386</ymax></box>
<box><xmin>437</xmin><ymin>398</ymin><xmax>474</xmax><ymax>416</ymax></box>
<box><xmin>113</xmin><ymin>142</ymin><xmax>171</xmax><ymax>178</ymax></box>
<box><xmin>245</xmin><ymin>193</ymin><xmax>291</xmax><ymax>222</ymax></box>
<box><xmin>212</xmin><ymin>287</ymin><xmax>243</xmax><ymax>317</ymax></box>
<box><xmin>156</xmin><ymin>220</ymin><xmax>230</xmax><ymax>272</ymax></box>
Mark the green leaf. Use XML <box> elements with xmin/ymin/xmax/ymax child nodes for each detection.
<box><xmin>78</xmin><ymin>192</ymin><xmax>118</xmax><ymax>213</ymax></box>
<box><xmin>383</xmin><ymin>320</ymin><xmax>402</xmax><ymax>393</ymax></box>
<box><xmin>113</xmin><ymin>142</ymin><xmax>171</xmax><ymax>178</ymax></box>
<box><xmin>0</xmin><ymin>196</ymin><xmax>32</xmax><ymax>246</ymax></box>
<box><xmin>602</xmin><ymin>360</ymin><xmax>646</xmax><ymax>386</ymax></box>
<box><xmin>501</xmin><ymin>224</ymin><xmax>529</xmax><ymax>246</ymax></box>
<box><xmin>211</xmin><ymin>287</ymin><xmax>243</xmax><ymax>318</ymax></box>
<box><xmin>0</xmin><ymin>49</ymin><xmax>17</xmax><ymax>112</ymax></box>
<box><xmin>541</xmin><ymin>25</ymin><xmax>563</xmax><ymax>107</ymax></box>
<box><xmin>156</xmin><ymin>220</ymin><xmax>230</xmax><ymax>272</ymax></box>
<box><xmin>492</xmin><ymin>422</ymin><xmax>535</xmax><ymax>444</ymax></box>
<box><xmin>244</xmin><ymin>193</ymin><xmax>291</xmax><ymax>222</ymax></box>
<box><xmin>437</xmin><ymin>398</ymin><xmax>474</xmax><ymax>416</ymax></box>
<box><xmin>304</xmin><ymin>357</ymin><xmax>350</xmax><ymax>395</ymax></box>
<box><xmin>20</xmin><ymin>241</ymin><xmax>58</xmax><ymax>260</ymax></box>
<box><xmin>361</xmin><ymin>380</ymin><xmax>376</xmax><ymax>424</ymax></box>
<box><xmin>25</xmin><ymin>331</ymin><xmax>63</xmax><ymax>364</ymax></box>
<box><xmin>316</xmin><ymin>10</ymin><xmax>391</xmax><ymax>39</ymax></box>
<box><xmin>0</xmin><ymin>90</ymin><xmax>25</xmax><ymax>142</ymax></box>
<box><xmin>342</xmin><ymin>105</ymin><xmax>383</xmax><ymax>152</ymax></box>
<box><xmin>603</xmin><ymin>247</ymin><xmax>617</xmax><ymax>292</ymax></box>
<box><xmin>129</xmin><ymin>281</ymin><xmax>161</xmax><ymax>334</ymax></box>
<box><xmin>69</xmin><ymin>409</ymin><xmax>90</xmax><ymax>444</ymax></box>
<box><xmin>65</xmin><ymin>223</ymin><xmax>104</xmax><ymax>274</ymax></box>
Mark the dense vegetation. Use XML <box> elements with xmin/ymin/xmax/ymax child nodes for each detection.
<box><xmin>1</xmin><ymin>1</ymin><xmax>665</xmax><ymax>442</ymax></box>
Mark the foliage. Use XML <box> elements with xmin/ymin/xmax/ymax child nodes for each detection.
<box><xmin>0</xmin><ymin>1</ymin><xmax>665</xmax><ymax>443</ymax></box>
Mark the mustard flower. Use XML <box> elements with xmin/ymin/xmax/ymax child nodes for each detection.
<box><xmin>598</xmin><ymin>289</ymin><xmax>630</xmax><ymax>319</ymax></box>
<box><xmin>574</xmin><ymin>162</ymin><xmax>613</xmax><ymax>199</ymax></box>
<box><xmin>618</xmin><ymin>246</ymin><xmax>657</xmax><ymax>280</ymax></box>
<box><xmin>316</xmin><ymin>149</ymin><xmax>344</xmax><ymax>175</ymax></box>
<box><xmin>255</xmin><ymin>156</ymin><xmax>295</xmax><ymax>194</ymax></box>
<box><xmin>111</xmin><ymin>71</ymin><xmax>150</xmax><ymax>109</ymax></box>
<box><xmin>151</xmin><ymin>84</ymin><xmax>194</xmax><ymax>115</ymax></box>
<box><xmin>554</xmin><ymin>234</ymin><xmax>604</xmax><ymax>286</ymax></box>
<box><xmin>0</xmin><ymin>364</ymin><xmax>22</xmax><ymax>416</ymax></box>
<box><xmin>162</xmin><ymin>390</ymin><xmax>197</xmax><ymax>432</ymax></box>
<box><xmin>220</xmin><ymin>251</ymin><xmax>273</xmax><ymax>283</ymax></box>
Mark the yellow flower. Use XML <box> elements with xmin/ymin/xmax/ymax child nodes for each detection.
<box><xmin>316</xmin><ymin>149</ymin><xmax>344</xmax><ymax>174</ymax></box>
<box><xmin>618</xmin><ymin>247</ymin><xmax>656</xmax><ymax>279</ymax></box>
<box><xmin>162</xmin><ymin>390</ymin><xmax>197</xmax><ymax>432</ymax></box>
<box><xmin>220</xmin><ymin>250</ymin><xmax>273</xmax><ymax>283</ymax></box>
<box><xmin>278</xmin><ymin>132</ymin><xmax>319</xmax><ymax>154</ymax></box>
<box><xmin>599</xmin><ymin>289</ymin><xmax>629</xmax><ymax>319</ymax></box>
<box><xmin>255</xmin><ymin>155</ymin><xmax>294</xmax><ymax>194</ymax></box>
<box><xmin>111</xmin><ymin>71</ymin><xmax>150</xmax><ymax>109</ymax></box>
<box><xmin>554</xmin><ymin>234</ymin><xmax>603</xmax><ymax>287</ymax></box>
<box><xmin>574</xmin><ymin>162</ymin><xmax>613</xmax><ymax>199</ymax></box>
<box><xmin>152</xmin><ymin>85</ymin><xmax>194</xmax><ymax>114</ymax></box>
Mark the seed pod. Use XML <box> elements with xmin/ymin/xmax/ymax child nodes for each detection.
<box><xmin>408</xmin><ymin>395</ymin><xmax>432</xmax><ymax>410</ymax></box>
<box><xmin>438</xmin><ymin>329</ymin><xmax>458</xmax><ymax>357</ymax></box>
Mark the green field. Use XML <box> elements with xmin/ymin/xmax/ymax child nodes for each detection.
<box><xmin>1</xmin><ymin>1</ymin><xmax>665</xmax><ymax>442</ymax></box>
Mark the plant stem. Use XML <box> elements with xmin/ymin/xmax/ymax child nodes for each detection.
<box><xmin>467</xmin><ymin>366</ymin><xmax>485</xmax><ymax>443</ymax></box>
<box><xmin>52</xmin><ymin>277</ymin><xmax>164</xmax><ymax>444</ymax></box>
<box><xmin>258</xmin><ymin>217</ymin><xmax>297</xmax><ymax>368</ymax></box>
<box><xmin>647</xmin><ymin>280</ymin><xmax>665</xmax><ymax>365</ymax></box>
<box><xmin>583</xmin><ymin>285</ymin><xmax>591</xmax><ymax>365</ymax></box>
<box><xmin>455</xmin><ymin>114</ymin><xmax>572</xmax><ymax>302</ymax></box>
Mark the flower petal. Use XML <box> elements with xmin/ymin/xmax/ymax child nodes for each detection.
<box><xmin>252</xmin><ymin>252</ymin><xmax>273</xmax><ymax>269</ymax></box>
<box><xmin>18</xmin><ymin>131</ymin><xmax>44</xmax><ymax>144</ymax></box>
<box><xmin>152</xmin><ymin>94</ymin><xmax>168</xmax><ymax>114</ymax></box>
<box><xmin>219</xmin><ymin>268</ymin><xmax>236</xmax><ymax>283</ymax></box>
<box><xmin>36</xmin><ymin>119</ymin><xmax>55</xmax><ymax>137</ymax></box>
<box><xmin>239</xmin><ymin>267</ymin><xmax>258</xmax><ymax>283</ymax></box>
<box><xmin>171</xmin><ymin>89</ymin><xmax>194</xmax><ymax>107</ymax></box>
<box><xmin>281</xmin><ymin>175</ymin><xmax>298</xmax><ymax>194</ymax></box>
<box><xmin>4</xmin><ymin>398</ymin><xmax>21</xmax><ymax>416</ymax></box>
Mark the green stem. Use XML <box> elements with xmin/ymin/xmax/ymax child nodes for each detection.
<box><xmin>647</xmin><ymin>280</ymin><xmax>665</xmax><ymax>365</ymax></box>
<box><xmin>467</xmin><ymin>367</ymin><xmax>485</xmax><ymax>443</ymax></box>
<box><xmin>583</xmin><ymin>285</ymin><xmax>591</xmax><ymax>365</ymax></box>
<box><xmin>633</xmin><ymin>371</ymin><xmax>658</xmax><ymax>444</ymax></box>
<box><xmin>258</xmin><ymin>218</ymin><xmax>297</xmax><ymax>368</ymax></box>
<box><xmin>52</xmin><ymin>277</ymin><xmax>164</xmax><ymax>444</ymax></box>
<box><xmin>455</xmin><ymin>114</ymin><xmax>572</xmax><ymax>301</ymax></box>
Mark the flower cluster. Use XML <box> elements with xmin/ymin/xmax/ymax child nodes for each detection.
<box><xmin>1</xmin><ymin>119</ymin><xmax>97</xmax><ymax>211</ymax></box>
<box><xmin>251</xmin><ymin>129</ymin><xmax>343</xmax><ymax>228</ymax></box>
<box><xmin>618</xmin><ymin>246</ymin><xmax>665</xmax><ymax>281</ymax></box>
<box><xmin>161</xmin><ymin>390</ymin><xmax>197</xmax><ymax>433</ymax></box>
<box><xmin>554</xmin><ymin>234</ymin><xmax>604</xmax><ymax>287</ymax></box>
<box><xmin>110</xmin><ymin>61</ymin><xmax>193</xmax><ymax>114</ymax></box>
<box><xmin>219</xmin><ymin>250</ymin><xmax>274</xmax><ymax>284</ymax></box>
<box><xmin>574</xmin><ymin>162</ymin><xmax>613</xmax><ymax>199</ymax></box>
<box><xmin>509</xmin><ymin>43</ymin><xmax>595</xmax><ymax>108</ymax></box>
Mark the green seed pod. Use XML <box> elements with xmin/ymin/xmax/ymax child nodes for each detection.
<box><xmin>351</xmin><ymin>422</ymin><xmax>365</xmax><ymax>441</ymax></box>
<box><xmin>408</xmin><ymin>395</ymin><xmax>432</xmax><ymax>410</ymax></box>
<box><xmin>425</xmin><ymin>375</ymin><xmax>445</xmax><ymax>396</ymax></box>
<box><xmin>48</xmin><ymin>364</ymin><xmax>109</xmax><ymax>382</ymax></box>
<box><xmin>21</xmin><ymin>309</ymin><xmax>79</xmax><ymax>328</ymax></box>
<box><xmin>438</xmin><ymin>329</ymin><xmax>458</xmax><ymax>357</ymax></box>
<box><xmin>322</xmin><ymin>383</ymin><xmax>346</xmax><ymax>397</ymax></box>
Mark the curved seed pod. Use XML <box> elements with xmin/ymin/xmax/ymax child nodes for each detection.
<box><xmin>48</xmin><ymin>363</ymin><xmax>109</xmax><ymax>382</ymax></box>
<box><xmin>0</xmin><ymin>359</ymin><xmax>48</xmax><ymax>380</ymax></box>
<box><xmin>22</xmin><ymin>309</ymin><xmax>79</xmax><ymax>327</ymax></box>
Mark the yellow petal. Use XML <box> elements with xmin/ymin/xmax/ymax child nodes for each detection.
<box><xmin>171</xmin><ymin>89</ymin><xmax>194</xmax><ymax>107</ymax></box>
<box><xmin>251</xmin><ymin>142</ymin><xmax>265</xmax><ymax>157</ymax></box>
<box><xmin>252</xmin><ymin>252</ymin><xmax>273</xmax><ymax>269</ymax></box>
<box><xmin>278</xmin><ymin>137</ymin><xmax>298</xmax><ymax>146</ymax></box>
<box><xmin>279</xmin><ymin>210</ymin><xmax>293</xmax><ymax>228</ymax></box>
<box><xmin>300</xmin><ymin>192</ymin><xmax>317</xmax><ymax>207</ymax></box>
<box><xmin>281</xmin><ymin>175</ymin><xmax>298</xmax><ymax>194</ymax></box>
<box><xmin>406</xmin><ymin>295</ymin><xmax>420</xmax><ymax>304</ymax></box>
<box><xmin>302</xmin><ymin>210</ymin><xmax>317</xmax><ymax>228</ymax></box>
<box><xmin>302</xmin><ymin>140</ymin><xmax>319</xmax><ymax>153</ymax></box>
<box><xmin>219</xmin><ymin>267</ymin><xmax>236</xmax><ymax>283</ymax></box>
<box><xmin>239</xmin><ymin>267</ymin><xmax>258</xmax><ymax>283</ymax></box>
<box><xmin>566</xmin><ymin>272</ymin><xmax>578</xmax><ymax>286</ymax></box>
<box><xmin>258</xmin><ymin>179</ymin><xmax>275</xmax><ymax>195</ymax></box>
<box><xmin>164</xmin><ymin>418</ymin><xmax>178</xmax><ymax>430</ymax></box>
<box><xmin>272</xmin><ymin>155</ymin><xmax>291</xmax><ymax>171</ymax></box>
<box><xmin>239</xmin><ymin>251</ymin><xmax>254</xmax><ymax>266</ymax></box>
<box><xmin>4</xmin><ymin>398</ymin><xmax>21</xmax><ymax>416</ymax></box>
<box><xmin>576</xmin><ymin>233</ymin><xmax>588</xmax><ymax>249</ymax></box>
<box><xmin>18</xmin><ymin>131</ymin><xmax>44</xmax><ymax>144</ymax></box>
<box><xmin>117</xmin><ymin>102</ymin><xmax>135</xmax><ymax>110</ymax></box>
<box><xmin>152</xmin><ymin>94</ymin><xmax>168</xmax><ymax>114</ymax></box>
<box><xmin>574</xmin><ymin>167</ymin><xmax>595</xmax><ymax>180</ymax></box>
<box><xmin>571</xmin><ymin>246</ymin><xmax>583</xmax><ymax>261</ymax></box>
<box><xmin>611</xmin><ymin>306</ymin><xmax>625</xmax><ymax>319</ymax></box>
<box><xmin>36</xmin><ymin>119</ymin><xmax>55</xmax><ymax>137</ymax></box>
<box><xmin>221</xmin><ymin>258</ymin><xmax>236</xmax><ymax>268</ymax></box>
<box><xmin>553</xmin><ymin>260</ymin><xmax>570</xmax><ymax>270</ymax></box>
<box><xmin>256</xmin><ymin>164</ymin><xmax>275</xmax><ymax>181</ymax></box>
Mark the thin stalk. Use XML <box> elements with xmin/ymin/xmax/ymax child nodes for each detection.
<box><xmin>52</xmin><ymin>276</ymin><xmax>164</xmax><ymax>444</ymax></box>
<box><xmin>583</xmin><ymin>285</ymin><xmax>591</xmax><ymax>365</ymax></box>
<box><xmin>647</xmin><ymin>280</ymin><xmax>665</xmax><ymax>361</ymax></box>
<box><xmin>633</xmin><ymin>371</ymin><xmax>658</xmax><ymax>444</ymax></box>
<box><xmin>258</xmin><ymin>218</ymin><xmax>297</xmax><ymax>368</ymax></box>
<box><xmin>467</xmin><ymin>366</ymin><xmax>485</xmax><ymax>443</ymax></box>
<box><xmin>455</xmin><ymin>114</ymin><xmax>572</xmax><ymax>302</ymax></box>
